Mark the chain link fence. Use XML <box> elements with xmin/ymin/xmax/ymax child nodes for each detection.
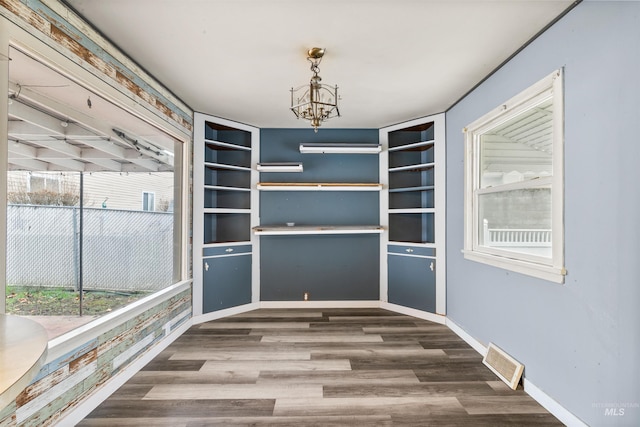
<box><xmin>6</xmin><ymin>205</ymin><xmax>173</xmax><ymax>292</ymax></box>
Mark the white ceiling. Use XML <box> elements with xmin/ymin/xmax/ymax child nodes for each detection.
<box><xmin>63</xmin><ymin>0</ymin><xmax>574</xmax><ymax>130</ymax></box>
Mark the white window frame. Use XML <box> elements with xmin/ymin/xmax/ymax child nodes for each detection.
<box><xmin>463</xmin><ymin>69</ymin><xmax>565</xmax><ymax>283</ymax></box>
<box><xmin>28</xmin><ymin>172</ymin><xmax>61</xmax><ymax>192</ymax></box>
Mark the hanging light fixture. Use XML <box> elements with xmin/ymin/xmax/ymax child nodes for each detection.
<box><xmin>290</xmin><ymin>47</ymin><xmax>340</xmax><ymax>132</ymax></box>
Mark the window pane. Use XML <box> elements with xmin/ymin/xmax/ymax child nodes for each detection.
<box><xmin>83</xmin><ymin>171</ymin><xmax>174</xmax><ymax>303</ymax></box>
<box><xmin>478</xmin><ymin>188</ymin><xmax>552</xmax><ymax>258</ymax></box>
<box><xmin>480</xmin><ymin>98</ymin><xmax>553</xmax><ymax>189</ymax></box>
<box><xmin>5</xmin><ymin>46</ymin><xmax>181</xmax><ymax>338</ymax></box>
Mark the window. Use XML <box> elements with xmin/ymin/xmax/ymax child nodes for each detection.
<box><xmin>463</xmin><ymin>69</ymin><xmax>565</xmax><ymax>283</ymax></box>
<box><xmin>142</xmin><ymin>191</ymin><xmax>156</xmax><ymax>211</ymax></box>
<box><xmin>4</xmin><ymin>46</ymin><xmax>185</xmax><ymax>337</ymax></box>
<box><xmin>28</xmin><ymin>172</ymin><xmax>61</xmax><ymax>192</ymax></box>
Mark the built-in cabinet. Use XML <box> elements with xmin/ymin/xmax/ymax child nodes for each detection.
<box><xmin>380</xmin><ymin>114</ymin><xmax>446</xmax><ymax>315</ymax></box>
<box><xmin>193</xmin><ymin>113</ymin><xmax>259</xmax><ymax>316</ymax></box>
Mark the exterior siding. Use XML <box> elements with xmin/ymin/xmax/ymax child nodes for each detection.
<box><xmin>7</xmin><ymin>171</ymin><xmax>175</xmax><ymax>211</ymax></box>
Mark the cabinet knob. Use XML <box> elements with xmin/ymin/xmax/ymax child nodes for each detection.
<box><xmin>204</xmin><ymin>262</ymin><xmax>209</xmax><ymax>271</ymax></box>
<box><xmin>225</xmin><ymin>248</ymin><xmax>234</xmax><ymax>253</ymax></box>
<box><xmin>430</xmin><ymin>261</ymin><xmax>434</xmax><ymax>271</ymax></box>
<box><xmin>405</xmin><ymin>248</ymin><xmax>414</xmax><ymax>253</ymax></box>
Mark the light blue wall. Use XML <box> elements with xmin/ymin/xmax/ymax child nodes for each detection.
<box><xmin>445</xmin><ymin>2</ymin><xmax>640</xmax><ymax>425</ymax></box>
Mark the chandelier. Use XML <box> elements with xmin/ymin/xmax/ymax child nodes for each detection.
<box><xmin>290</xmin><ymin>47</ymin><xmax>340</xmax><ymax>132</ymax></box>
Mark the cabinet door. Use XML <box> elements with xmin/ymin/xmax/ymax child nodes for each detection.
<box><xmin>388</xmin><ymin>254</ymin><xmax>435</xmax><ymax>313</ymax></box>
<box><xmin>203</xmin><ymin>254</ymin><xmax>251</xmax><ymax>313</ymax></box>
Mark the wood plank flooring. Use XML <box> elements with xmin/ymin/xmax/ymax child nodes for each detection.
<box><xmin>77</xmin><ymin>308</ymin><xmax>562</xmax><ymax>426</ymax></box>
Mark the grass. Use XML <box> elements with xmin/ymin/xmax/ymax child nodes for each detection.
<box><xmin>6</xmin><ymin>286</ymin><xmax>149</xmax><ymax>316</ymax></box>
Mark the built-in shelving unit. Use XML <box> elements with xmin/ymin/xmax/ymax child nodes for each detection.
<box><xmin>194</xmin><ymin>113</ymin><xmax>259</xmax><ymax>316</ymax></box>
<box><xmin>380</xmin><ymin>114</ymin><xmax>445</xmax><ymax>316</ymax></box>
<box><xmin>388</xmin><ymin>131</ymin><xmax>436</xmax><ymax>243</ymax></box>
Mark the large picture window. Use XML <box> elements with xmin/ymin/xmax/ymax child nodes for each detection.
<box><xmin>4</xmin><ymin>46</ymin><xmax>185</xmax><ymax>336</ymax></box>
<box><xmin>463</xmin><ymin>69</ymin><xmax>565</xmax><ymax>283</ymax></box>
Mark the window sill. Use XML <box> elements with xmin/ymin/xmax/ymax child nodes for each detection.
<box><xmin>46</xmin><ymin>280</ymin><xmax>192</xmax><ymax>363</ymax></box>
<box><xmin>462</xmin><ymin>250</ymin><xmax>565</xmax><ymax>284</ymax></box>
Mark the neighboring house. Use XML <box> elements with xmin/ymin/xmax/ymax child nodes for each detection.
<box><xmin>6</xmin><ymin>170</ymin><xmax>174</xmax><ymax>211</ymax></box>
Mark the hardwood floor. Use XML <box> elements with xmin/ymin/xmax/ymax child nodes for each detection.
<box><xmin>77</xmin><ymin>308</ymin><xmax>562</xmax><ymax>426</ymax></box>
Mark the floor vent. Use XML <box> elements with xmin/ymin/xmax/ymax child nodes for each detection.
<box><xmin>483</xmin><ymin>343</ymin><xmax>524</xmax><ymax>390</ymax></box>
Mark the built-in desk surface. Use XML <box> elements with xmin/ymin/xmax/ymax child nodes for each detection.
<box><xmin>0</xmin><ymin>315</ymin><xmax>48</xmax><ymax>409</ymax></box>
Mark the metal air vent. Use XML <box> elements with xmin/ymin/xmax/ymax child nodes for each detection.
<box><xmin>483</xmin><ymin>342</ymin><xmax>524</xmax><ymax>390</ymax></box>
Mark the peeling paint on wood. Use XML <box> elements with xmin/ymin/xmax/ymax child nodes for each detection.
<box><xmin>1</xmin><ymin>0</ymin><xmax>193</xmax><ymax>133</ymax></box>
<box><xmin>1</xmin><ymin>288</ymin><xmax>191</xmax><ymax>425</ymax></box>
<box><xmin>68</xmin><ymin>349</ymin><xmax>98</xmax><ymax>374</ymax></box>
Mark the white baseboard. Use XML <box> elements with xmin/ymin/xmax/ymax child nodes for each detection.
<box><xmin>192</xmin><ymin>302</ymin><xmax>260</xmax><ymax>324</ymax></box>
<box><xmin>445</xmin><ymin>318</ymin><xmax>586</xmax><ymax>427</ymax></box>
<box><xmin>56</xmin><ymin>319</ymin><xmax>192</xmax><ymax>427</ymax></box>
<box><xmin>259</xmin><ymin>300</ymin><xmax>380</xmax><ymax>309</ymax></box>
<box><xmin>380</xmin><ymin>302</ymin><xmax>446</xmax><ymax>325</ymax></box>
<box><xmin>445</xmin><ymin>317</ymin><xmax>487</xmax><ymax>355</ymax></box>
<box><xmin>524</xmin><ymin>378</ymin><xmax>588</xmax><ymax>427</ymax></box>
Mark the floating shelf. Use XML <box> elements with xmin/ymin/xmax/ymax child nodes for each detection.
<box><xmin>299</xmin><ymin>143</ymin><xmax>382</xmax><ymax>154</ymax></box>
<box><xmin>257</xmin><ymin>162</ymin><xmax>303</xmax><ymax>172</ymax></box>
<box><xmin>257</xmin><ymin>182</ymin><xmax>382</xmax><ymax>191</ymax></box>
<box><xmin>253</xmin><ymin>225</ymin><xmax>384</xmax><ymax>235</ymax></box>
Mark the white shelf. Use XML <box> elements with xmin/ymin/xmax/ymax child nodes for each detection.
<box><xmin>299</xmin><ymin>143</ymin><xmax>382</xmax><ymax>154</ymax></box>
<box><xmin>257</xmin><ymin>162</ymin><xmax>303</xmax><ymax>172</ymax></box>
<box><xmin>204</xmin><ymin>162</ymin><xmax>252</xmax><ymax>172</ymax></box>
<box><xmin>389</xmin><ymin>162</ymin><xmax>435</xmax><ymax>173</ymax></box>
<box><xmin>203</xmin><ymin>241</ymin><xmax>252</xmax><ymax>248</ymax></box>
<box><xmin>388</xmin><ymin>140</ymin><xmax>435</xmax><ymax>152</ymax></box>
<box><xmin>253</xmin><ymin>225</ymin><xmax>384</xmax><ymax>236</ymax></box>
<box><xmin>204</xmin><ymin>139</ymin><xmax>251</xmax><ymax>151</ymax></box>
<box><xmin>388</xmin><ymin>208</ymin><xmax>435</xmax><ymax>214</ymax></box>
<box><xmin>204</xmin><ymin>185</ymin><xmax>251</xmax><ymax>192</ymax></box>
<box><xmin>389</xmin><ymin>185</ymin><xmax>434</xmax><ymax>193</ymax></box>
<box><xmin>388</xmin><ymin>241</ymin><xmax>437</xmax><ymax>248</ymax></box>
<box><xmin>203</xmin><ymin>208</ymin><xmax>251</xmax><ymax>214</ymax></box>
<box><xmin>257</xmin><ymin>182</ymin><xmax>382</xmax><ymax>191</ymax></box>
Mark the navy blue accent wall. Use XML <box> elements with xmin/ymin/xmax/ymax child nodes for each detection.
<box><xmin>261</xmin><ymin>235</ymin><xmax>380</xmax><ymax>301</ymax></box>
<box><xmin>259</xmin><ymin>128</ymin><xmax>380</xmax><ymax>301</ymax></box>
